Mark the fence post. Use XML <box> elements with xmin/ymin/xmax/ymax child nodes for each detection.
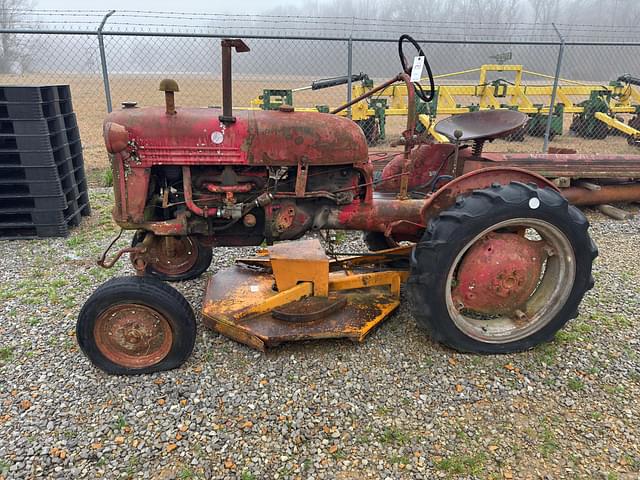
<box><xmin>543</xmin><ymin>23</ymin><xmax>565</xmax><ymax>153</ymax></box>
<box><xmin>97</xmin><ymin>10</ymin><xmax>115</xmax><ymax>113</ymax></box>
<box><xmin>347</xmin><ymin>36</ymin><xmax>353</xmax><ymax>118</ymax></box>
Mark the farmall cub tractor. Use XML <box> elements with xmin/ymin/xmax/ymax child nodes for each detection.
<box><xmin>77</xmin><ymin>36</ymin><xmax>597</xmax><ymax>374</ymax></box>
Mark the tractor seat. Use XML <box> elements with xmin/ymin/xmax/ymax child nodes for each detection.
<box><xmin>435</xmin><ymin>110</ymin><xmax>528</xmax><ymax>142</ymax></box>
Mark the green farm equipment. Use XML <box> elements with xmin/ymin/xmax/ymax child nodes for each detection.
<box><xmin>570</xmin><ymin>90</ymin><xmax>612</xmax><ymax>139</ymax></box>
<box><xmin>527</xmin><ymin>103</ymin><xmax>564</xmax><ymax>140</ymax></box>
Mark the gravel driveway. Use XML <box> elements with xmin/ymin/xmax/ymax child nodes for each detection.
<box><xmin>1</xmin><ymin>188</ymin><xmax>639</xmax><ymax>479</ymax></box>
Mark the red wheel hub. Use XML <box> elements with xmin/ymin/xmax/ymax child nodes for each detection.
<box><xmin>452</xmin><ymin>232</ymin><xmax>547</xmax><ymax>315</ymax></box>
<box><xmin>136</xmin><ymin>236</ymin><xmax>199</xmax><ymax>276</ymax></box>
<box><xmin>94</xmin><ymin>304</ymin><xmax>173</xmax><ymax>368</ymax></box>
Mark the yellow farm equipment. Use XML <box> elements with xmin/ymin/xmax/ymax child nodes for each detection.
<box><xmin>594</xmin><ymin>111</ymin><xmax>640</xmax><ymax>146</ymax></box>
<box><xmin>248</xmin><ymin>64</ymin><xmax>640</xmax><ymax>144</ymax></box>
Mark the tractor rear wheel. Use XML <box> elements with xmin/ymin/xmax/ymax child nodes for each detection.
<box><xmin>77</xmin><ymin>276</ymin><xmax>196</xmax><ymax>374</ymax></box>
<box><xmin>408</xmin><ymin>182</ymin><xmax>597</xmax><ymax>353</ymax></box>
<box><xmin>131</xmin><ymin>232</ymin><xmax>213</xmax><ymax>282</ymax></box>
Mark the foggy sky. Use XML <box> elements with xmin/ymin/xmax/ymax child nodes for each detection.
<box><xmin>33</xmin><ymin>0</ymin><xmax>305</xmax><ymax>14</ymax></box>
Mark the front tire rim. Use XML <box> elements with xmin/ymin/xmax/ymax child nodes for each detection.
<box><xmin>445</xmin><ymin>218</ymin><xmax>576</xmax><ymax>344</ymax></box>
<box><xmin>94</xmin><ymin>303</ymin><xmax>173</xmax><ymax>368</ymax></box>
<box><xmin>148</xmin><ymin>236</ymin><xmax>199</xmax><ymax>277</ymax></box>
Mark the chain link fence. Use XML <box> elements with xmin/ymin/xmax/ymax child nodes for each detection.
<box><xmin>2</xmin><ymin>10</ymin><xmax>640</xmax><ymax>175</ymax></box>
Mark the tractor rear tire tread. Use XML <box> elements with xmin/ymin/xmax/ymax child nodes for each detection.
<box><xmin>77</xmin><ymin>276</ymin><xmax>196</xmax><ymax>375</ymax></box>
<box><xmin>408</xmin><ymin>181</ymin><xmax>598</xmax><ymax>353</ymax></box>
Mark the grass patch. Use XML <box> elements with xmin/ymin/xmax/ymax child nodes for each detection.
<box><xmin>103</xmin><ymin>169</ymin><xmax>113</xmax><ymax>188</ymax></box>
<box><xmin>533</xmin><ymin>342</ymin><xmax>558</xmax><ymax>365</ymax></box>
<box><xmin>240</xmin><ymin>471</ymin><xmax>256</xmax><ymax>480</ymax></box>
<box><xmin>378</xmin><ymin>427</ymin><xmax>409</xmax><ymax>445</ymax></box>
<box><xmin>178</xmin><ymin>468</ymin><xmax>196</xmax><ymax>479</ymax></box>
<box><xmin>590</xmin><ymin>310</ymin><xmax>633</xmax><ymax>329</ymax></box>
<box><xmin>539</xmin><ymin>426</ymin><xmax>559</xmax><ymax>458</ymax></box>
<box><xmin>333</xmin><ymin>231</ymin><xmax>348</xmax><ymax>244</ymax></box>
<box><xmin>0</xmin><ymin>346</ymin><xmax>14</xmax><ymax>366</ymax></box>
<box><xmin>603</xmin><ymin>384</ymin><xmax>625</xmax><ymax>396</ymax></box>
<box><xmin>390</xmin><ymin>455</ymin><xmax>410</xmax><ymax>465</ymax></box>
<box><xmin>568</xmin><ymin>377</ymin><xmax>585</xmax><ymax>391</ymax></box>
<box><xmin>331</xmin><ymin>448</ymin><xmax>347</xmax><ymax>460</ymax></box>
<box><xmin>436</xmin><ymin>453</ymin><xmax>486</xmax><ymax>476</ymax></box>
<box><xmin>28</xmin><ymin>317</ymin><xmax>41</xmax><ymax>326</ymax></box>
<box><xmin>2</xmin><ymin>277</ymin><xmax>69</xmax><ymax>307</ymax></box>
<box><xmin>114</xmin><ymin>414</ymin><xmax>127</xmax><ymax>430</ymax></box>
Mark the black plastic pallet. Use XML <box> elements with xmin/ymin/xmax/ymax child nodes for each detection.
<box><xmin>0</xmin><ymin>138</ymin><xmax>82</xmax><ymax>167</ymax></box>
<box><xmin>0</xmin><ymin>164</ymin><xmax>83</xmax><ymax>197</ymax></box>
<box><xmin>0</xmin><ymin>177</ymin><xmax>82</xmax><ymax>212</ymax></box>
<box><xmin>0</xmin><ymin>125</ymin><xmax>80</xmax><ymax>152</ymax></box>
<box><xmin>75</xmin><ymin>177</ymin><xmax>91</xmax><ymax>216</ymax></box>
<box><xmin>0</xmin><ymin>200</ymin><xmax>89</xmax><ymax>240</ymax></box>
<box><xmin>0</xmin><ymin>99</ymin><xmax>73</xmax><ymax>120</ymax></box>
<box><xmin>66</xmin><ymin>125</ymin><xmax>81</xmax><ymax>144</ymax></box>
<box><xmin>0</xmin><ymin>113</ymin><xmax>77</xmax><ymax>137</ymax></box>
<box><xmin>0</xmin><ymin>150</ymin><xmax>85</xmax><ymax>183</ymax></box>
<box><xmin>0</xmin><ymin>187</ymin><xmax>87</xmax><ymax>223</ymax></box>
<box><xmin>0</xmin><ymin>84</ymin><xmax>90</xmax><ymax>239</ymax></box>
<box><xmin>0</xmin><ymin>129</ymin><xmax>69</xmax><ymax>152</ymax></box>
<box><xmin>0</xmin><ymin>85</ymin><xmax>71</xmax><ymax>104</ymax></box>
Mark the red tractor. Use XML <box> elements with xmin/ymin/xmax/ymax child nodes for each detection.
<box><xmin>77</xmin><ymin>36</ymin><xmax>606</xmax><ymax>375</ymax></box>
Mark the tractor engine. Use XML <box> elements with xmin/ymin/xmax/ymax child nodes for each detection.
<box><xmin>104</xmin><ymin>104</ymin><xmax>370</xmax><ymax>247</ymax></box>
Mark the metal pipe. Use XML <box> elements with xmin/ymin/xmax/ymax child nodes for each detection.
<box><xmin>347</xmin><ymin>36</ymin><xmax>353</xmax><ymax>118</ymax></box>
<box><xmin>598</xmin><ymin>204</ymin><xmax>634</xmax><ymax>220</ymax></box>
<box><xmin>219</xmin><ymin>40</ymin><xmax>234</xmax><ymax>123</ymax></box>
<box><xmin>182</xmin><ymin>167</ymin><xmax>219</xmax><ymax>217</ymax></box>
<box><xmin>97</xmin><ymin>10</ymin><xmax>116</xmax><ymax>113</ymax></box>
<box><xmin>218</xmin><ymin>39</ymin><xmax>250</xmax><ymax>124</ymax></box>
<box><xmin>400</xmin><ymin>72</ymin><xmax>416</xmax><ymax>135</ymax></box>
<box><xmin>2</xmin><ymin>27</ymin><xmax>639</xmax><ymax>47</ymax></box>
<box><xmin>543</xmin><ymin>23</ymin><xmax>565</xmax><ymax>153</ymax></box>
<box><xmin>324</xmin><ymin>198</ymin><xmax>424</xmax><ymax>235</ymax></box>
<box><xmin>205</xmin><ymin>183</ymin><xmax>253</xmax><ymax>193</ymax></box>
<box><xmin>165</xmin><ymin>91</ymin><xmax>175</xmax><ymax>115</ymax></box>
<box><xmin>331</xmin><ymin>75</ymin><xmax>402</xmax><ymax>115</ymax></box>
<box><xmin>561</xmin><ymin>183</ymin><xmax>640</xmax><ymax>205</ymax></box>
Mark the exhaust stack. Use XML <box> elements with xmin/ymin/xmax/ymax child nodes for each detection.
<box><xmin>159</xmin><ymin>78</ymin><xmax>179</xmax><ymax>115</ymax></box>
<box><xmin>219</xmin><ymin>39</ymin><xmax>250</xmax><ymax>124</ymax></box>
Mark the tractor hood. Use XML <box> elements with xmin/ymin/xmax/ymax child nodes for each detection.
<box><xmin>104</xmin><ymin>106</ymin><xmax>368</xmax><ymax>167</ymax></box>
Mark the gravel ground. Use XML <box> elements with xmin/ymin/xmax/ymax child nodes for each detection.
<box><xmin>1</xmin><ymin>188</ymin><xmax>639</xmax><ymax>480</ymax></box>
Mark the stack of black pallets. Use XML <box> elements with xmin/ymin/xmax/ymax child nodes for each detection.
<box><xmin>0</xmin><ymin>85</ymin><xmax>91</xmax><ymax>239</ymax></box>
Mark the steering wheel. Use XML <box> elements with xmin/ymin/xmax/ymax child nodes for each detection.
<box><xmin>398</xmin><ymin>34</ymin><xmax>435</xmax><ymax>103</ymax></box>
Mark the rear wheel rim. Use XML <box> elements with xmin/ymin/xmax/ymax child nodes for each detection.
<box><xmin>94</xmin><ymin>304</ymin><xmax>173</xmax><ymax>368</ymax></box>
<box><xmin>445</xmin><ymin>218</ymin><xmax>576</xmax><ymax>344</ymax></box>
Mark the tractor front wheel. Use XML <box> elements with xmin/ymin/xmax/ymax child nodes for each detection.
<box><xmin>408</xmin><ymin>182</ymin><xmax>597</xmax><ymax>353</ymax></box>
<box><xmin>77</xmin><ymin>276</ymin><xmax>196</xmax><ymax>374</ymax></box>
<box><xmin>131</xmin><ymin>232</ymin><xmax>213</xmax><ymax>281</ymax></box>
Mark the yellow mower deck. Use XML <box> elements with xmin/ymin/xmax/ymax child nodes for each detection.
<box><xmin>201</xmin><ymin>239</ymin><xmax>410</xmax><ymax>350</ymax></box>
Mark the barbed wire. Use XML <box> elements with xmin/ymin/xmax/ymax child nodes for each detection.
<box><xmin>3</xmin><ymin>9</ymin><xmax>640</xmax><ymax>43</ymax></box>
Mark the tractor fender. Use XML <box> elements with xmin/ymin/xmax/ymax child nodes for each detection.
<box><xmin>420</xmin><ymin>166</ymin><xmax>558</xmax><ymax>223</ymax></box>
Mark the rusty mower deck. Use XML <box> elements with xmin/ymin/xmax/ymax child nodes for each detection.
<box><xmin>201</xmin><ymin>239</ymin><xmax>410</xmax><ymax>350</ymax></box>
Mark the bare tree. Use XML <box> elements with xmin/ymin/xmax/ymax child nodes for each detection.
<box><xmin>525</xmin><ymin>0</ymin><xmax>560</xmax><ymax>25</ymax></box>
<box><xmin>0</xmin><ymin>0</ymin><xmax>35</xmax><ymax>74</ymax></box>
